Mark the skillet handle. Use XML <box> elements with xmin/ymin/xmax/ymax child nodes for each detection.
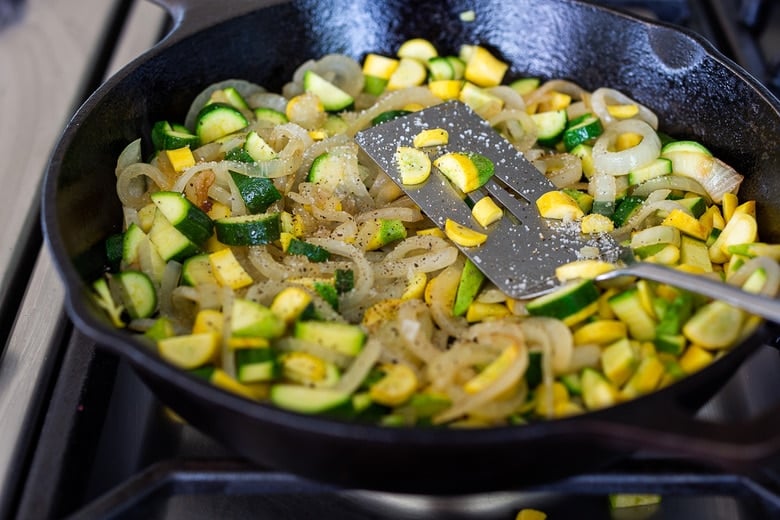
<box><xmin>149</xmin><ymin>0</ymin><xmax>273</xmax><ymax>44</ymax></box>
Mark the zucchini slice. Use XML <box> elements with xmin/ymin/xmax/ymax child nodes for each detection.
<box><xmin>151</xmin><ymin>120</ymin><xmax>199</xmax><ymax>151</ymax></box>
<box><xmin>196</xmin><ymin>102</ymin><xmax>248</xmax><ymax>144</ymax></box>
<box><xmin>228</xmin><ymin>171</ymin><xmax>281</xmax><ymax>214</ymax></box>
<box><xmin>294</xmin><ymin>320</ymin><xmax>366</xmax><ymax>356</ymax></box>
<box><xmin>270</xmin><ymin>384</ymin><xmax>351</xmax><ymax>414</ymax></box>
<box><xmin>530</xmin><ymin>109</ymin><xmax>568</xmax><ymax>147</ymax></box>
<box><xmin>562</xmin><ymin>113</ymin><xmax>603</xmax><ymax>151</ymax></box>
<box><xmin>526</xmin><ymin>279</ymin><xmax>600</xmax><ymax>321</ymax></box>
<box><xmin>151</xmin><ymin>191</ymin><xmax>213</xmax><ymax>245</ymax></box>
<box><xmin>116</xmin><ymin>270</ymin><xmax>157</xmax><ymax>319</ymax></box>
<box><xmin>214</xmin><ymin>212</ymin><xmax>282</xmax><ymax>246</ymax></box>
<box><xmin>302</xmin><ymin>70</ymin><xmax>354</xmax><ymax>112</ymax></box>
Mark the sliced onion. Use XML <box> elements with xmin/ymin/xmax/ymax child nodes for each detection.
<box><xmin>589</xmin><ymin>172</ymin><xmax>616</xmax><ymax>206</ymax></box>
<box><xmin>116</xmin><ymin>163</ymin><xmax>170</xmax><ymax>209</ymax></box>
<box><xmin>727</xmin><ymin>256</ymin><xmax>780</xmax><ymax>297</ymax></box>
<box><xmin>246</xmin><ymin>92</ymin><xmax>288</xmax><ymax>112</ymax></box>
<box><xmin>489</xmin><ymin>109</ymin><xmax>537</xmax><ymax>152</ymax></box>
<box><xmin>433</xmin><ymin>341</ymin><xmax>528</xmax><ymax>424</ymax></box>
<box><xmin>486</xmin><ymin>85</ymin><xmax>527</xmax><ymax>110</ymax></box>
<box><xmin>291</xmin><ymin>54</ymin><xmax>364</xmax><ymax>98</ymax></box>
<box><xmin>566</xmin><ymin>100</ymin><xmax>589</xmax><ymax>121</ymax></box>
<box><xmin>592</xmin><ymin>119</ymin><xmax>661</xmax><ymax>176</ymax></box>
<box><xmin>630</xmin><ymin>174</ymin><xmax>711</xmax><ymax>202</ymax></box>
<box><xmin>539</xmin><ymin>153</ymin><xmax>583</xmax><ymax>188</ymax></box>
<box><xmin>701</xmin><ymin>158</ymin><xmax>744</xmax><ymax>204</ymax></box>
<box><xmin>590</xmin><ymin>87</ymin><xmax>658</xmax><ymax>129</ymax></box>
<box><xmin>116</xmin><ymin>138</ymin><xmax>142</xmax><ymax>176</ymax></box>
<box><xmin>524</xmin><ymin>79</ymin><xmax>587</xmax><ymax>106</ymax></box>
<box><xmin>334</xmin><ymin>338</ymin><xmax>382</xmax><ymax>393</ymax></box>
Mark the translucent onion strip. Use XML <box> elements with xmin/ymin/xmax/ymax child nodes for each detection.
<box><xmin>433</xmin><ymin>340</ymin><xmax>529</xmax><ymax>424</ymax></box>
<box><xmin>539</xmin><ymin>153</ymin><xmax>583</xmax><ymax>188</ymax></box>
<box><xmin>334</xmin><ymin>338</ymin><xmax>382</xmax><ymax>393</ymax></box>
<box><xmin>630</xmin><ymin>174</ymin><xmax>711</xmax><ymax>202</ymax></box>
<box><xmin>590</xmin><ymin>87</ymin><xmax>658</xmax><ymax>129</ymax></box>
<box><xmin>592</xmin><ymin>119</ymin><xmax>661</xmax><ymax>176</ymax></box>
<box><xmin>116</xmin><ymin>138</ymin><xmax>142</xmax><ymax>176</ymax></box>
<box><xmin>727</xmin><ymin>256</ymin><xmax>780</xmax><ymax>297</ymax></box>
<box><xmin>524</xmin><ymin>79</ymin><xmax>586</xmax><ymax>106</ymax></box>
<box><xmin>116</xmin><ymin>163</ymin><xmax>170</xmax><ymax>209</ymax></box>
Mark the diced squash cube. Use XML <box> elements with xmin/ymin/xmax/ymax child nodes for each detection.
<box><xmin>165</xmin><ymin>146</ymin><xmax>196</xmax><ymax>173</ymax></box>
<box><xmin>471</xmin><ymin>196</ymin><xmax>503</xmax><ymax>227</ymax></box>
<box><xmin>209</xmin><ymin>248</ymin><xmax>253</xmax><ymax>289</ymax></box>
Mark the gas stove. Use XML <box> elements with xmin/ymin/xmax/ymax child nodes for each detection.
<box><xmin>2</xmin><ymin>1</ymin><xmax>780</xmax><ymax>519</ymax></box>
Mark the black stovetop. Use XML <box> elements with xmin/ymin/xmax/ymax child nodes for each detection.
<box><xmin>9</xmin><ymin>0</ymin><xmax>780</xmax><ymax>518</ymax></box>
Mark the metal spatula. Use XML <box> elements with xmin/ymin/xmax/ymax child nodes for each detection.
<box><xmin>355</xmin><ymin>101</ymin><xmax>780</xmax><ymax>322</ymax></box>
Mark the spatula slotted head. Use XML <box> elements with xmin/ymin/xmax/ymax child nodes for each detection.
<box><xmin>355</xmin><ymin>101</ymin><xmax>618</xmax><ymax>299</ymax></box>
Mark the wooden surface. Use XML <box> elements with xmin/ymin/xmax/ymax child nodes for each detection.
<box><xmin>0</xmin><ymin>0</ymin><xmax>165</xmax><ymax>514</ymax></box>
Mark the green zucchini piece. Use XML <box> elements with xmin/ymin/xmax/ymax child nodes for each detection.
<box><xmin>235</xmin><ymin>347</ymin><xmax>278</xmax><ymax>383</ymax></box>
<box><xmin>313</xmin><ymin>281</ymin><xmax>339</xmax><ymax>310</ymax></box>
<box><xmin>116</xmin><ymin>270</ymin><xmax>157</xmax><ymax>320</ymax></box>
<box><xmin>181</xmin><ymin>253</ymin><xmax>217</xmax><ymax>286</ymax></box>
<box><xmin>307</xmin><ymin>152</ymin><xmax>344</xmax><ymax>190</ymax></box>
<box><xmin>254</xmin><ymin>107</ymin><xmax>289</xmax><ymax>125</ymax></box>
<box><xmin>428</xmin><ymin>56</ymin><xmax>455</xmax><ymax>80</ymax></box>
<box><xmin>675</xmin><ymin>196</ymin><xmax>707</xmax><ymax>218</ymax></box>
<box><xmin>526</xmin><ymin>279</ymin><xmax>599</xmax><ymax>321</ymax></box>
<box><xmin>214</xmin><ymin>213</ymin><xmax>281</xmax><ymax>246</ymax></box>
<box><xmin>122</xmin><ymin>223</ymin><xmax>146</xmax><ymax>266</ymax></box>
<box><xmin>654</xmin><ymin>334</ymin><xmax>687</xmax><ymax>355</ymax></box>
<box><xmin>608</xmin><ymin>288</ymin><xmax>656</xmax><ymax>341</ymax></box>
<box><xmin>628</xmin><ymin>157</ymin><xmax>672</xmax><ymax>186</ymax></box>
<box><xmin>243</xmin><ymin>131</ymin><xmax>277</xmax><ymax>161</ymax></box>
<box><xmin>656</xmin><ymin>292</ymin><xmax>693</xmax><ymax>336</ymax></box>
<box><xmin>302</xmin><ymin>70</ymin><xmax>354</xmax><ymax>112</ymax></box>
<box><xmin>452</xmin><ymin>258</ymin><xmax>485</xmax><ymax>317</ymax></box>
<box><xmin>559</xmin><ymin>372</ymin><xmax>582</xmax><ymax>396</ymax></box>
<box><xmin>334</xmin><ymin>269</ymin><xmax>354</xmax><ymax>293</ymax></box>
<box><xmin>270</xmin><ymin>384</ymin><xmax>351</xmax><ymax>414</ymax></box>
<box><xmin>525</xmin><ymin>351</ymin><xmax>543</xmax><ymax>388</ymax></box>
<box><xmin>611</xmin><ymin>195</ymin><xmax>645</xmax><ymax>227</ymax></box>
<box><xmin>151</xmin><ymin>191</ymin><xmax>213</xmax><ymax>245</ymax></box>
<box><xmin>231</xmin><ymin>298</ymin><xmax>286</xmax><ymax>339</ymax></box>
<box><xmin>221</xmin><ymin>86</ymin><xmax>250</xmax><ymax>110</ymax></box>
<box><xmin>509</xmin><ymin>77</ymin><xmax>540</xmax><ymax>95</ymax></box>
<box><xmin>196</xmin><ymin>102</ymin><xmax>248</xmax><ymax>144</ymax></box>
<box><xmin>294</xmin><ymin>320</ymin><xmax>366</xmax><ymax>356</ymax></box>
<box><xmin>151</xmin><ymin>120</ymin><xmax>199</xmax><ymax>151</ymax></box>
<box><xmin>228</xmin><ymin>171</ymin><xmax>281</xmax><ymax>214</ymax></box>
<box><xmin>286</xmin><ymin>237</ymin><xmax>331</xmax><ymax>262</ymax></box>
<box><xmin>581</xmin><ymin>368</ymin><xmax>617</xmax><ymax>410</ymax></box>
<box><xmin>148</xmin><ymin>210</ymin><xmax>200</xmax><ymax>262</ymax></box>
<box><xmin>530</xmin><ymin>109</ymin><xmax>567</xmax><ymax>147</ymax></box>
<box><xmin>562</xmin><ymin>113</ymin><xmax>602</xmax><ymax>151</ymax></box>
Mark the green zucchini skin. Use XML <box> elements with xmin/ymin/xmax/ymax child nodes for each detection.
<box><xmin>215</xmin><ymin>213</ymin><xmax>282</xmax><ymax>246</ymax></box>
<box><xmin>151</xmin><ymin>191</ymin><xmax>214</xmax><ymax>246</ymax></box>
<box><xmin>229</xmin><ymin>171</ymin><xmax>281</xmax><ymax>214</ymax></box>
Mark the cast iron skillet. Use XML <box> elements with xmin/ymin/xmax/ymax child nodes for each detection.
<box><xmin>43</xmin><ymin>0</ymin><xmax>780</xmax><ymax>494</ymax></box>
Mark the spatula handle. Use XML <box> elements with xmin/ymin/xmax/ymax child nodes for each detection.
<box><xmin>599</xmin><ymin>261</ymin><xmax>780</xmax><ymax>325</ymax></box>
